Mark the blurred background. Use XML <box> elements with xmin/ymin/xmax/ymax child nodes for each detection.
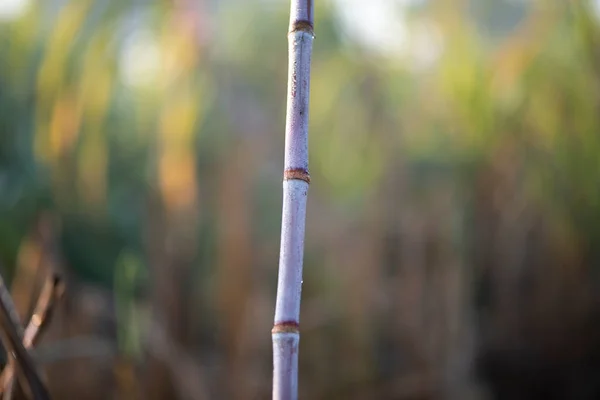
<box><xmin>1</xmin><ymin>0</ymin><xmax>600</xmax><ymax>399</ymax></box>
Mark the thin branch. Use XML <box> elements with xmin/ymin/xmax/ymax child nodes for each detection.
<box><xmin>1</xmin><ymin>274</ymin><xmax>63</xmax><ymax>399</ymax></box>
<box><xmin>272</xmin><ymin>1</ymin><xmax>315</xmax><ymax>399</ymax></box>
<box><xmin>0</xmin><ymin>273</ymin><xmax>50</xmax><ymax>400</ymax></box>
<box><xmin>0</xmin><ymin>214</ymin><xmax>65</xmax><ymax>400</ymax></box>
<box><xmin>23</xmin><ymin>275</ymin><xmax>63</xmax><ymax>348</ymax></box>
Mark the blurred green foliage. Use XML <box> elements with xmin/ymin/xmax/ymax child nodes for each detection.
<box><xmin>1</xmin><ymin>0</ymin><xmax>600</xmax><ymax>398</ymax></box>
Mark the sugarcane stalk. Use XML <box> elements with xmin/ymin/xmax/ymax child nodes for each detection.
<box><xmin>271</xmin><ymin>1</ymin><xmax>314</xmax><ymax>399</ymax></box>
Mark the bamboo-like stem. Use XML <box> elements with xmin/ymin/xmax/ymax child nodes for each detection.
<box><xmin>272</xmin><ymin>1</ymin><xmax>314</xmax><ymax>399</ymax></box>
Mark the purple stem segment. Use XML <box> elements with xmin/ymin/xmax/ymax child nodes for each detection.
<box><xmin>272</xmin><ymin>1</ymin><xmax>314</xmax><ymax>400</ymax></box>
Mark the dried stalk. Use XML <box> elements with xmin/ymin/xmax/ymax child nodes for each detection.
<box><xmin>0</xmin><ymin>274</ymin><xmax>50</xmax><ymax>400</ymax></box>
<box><xmin>0</xmin><ymin>215</ymin><xmax>64</xmax><ymax>400</ymax></box>
<box><xmin>2</xmin><ymin>274</ymin><xmax>63</xmax><ymax>399</ymax></box>
<box><xmin>272</xmin><ymin>1</ymin><xmax>315</xmax><ymax>399</ymax></box>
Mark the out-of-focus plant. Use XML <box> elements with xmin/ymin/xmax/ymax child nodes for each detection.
<box><xmin>1</xmin><ymin>0</ymin><xmax>600</xmax><ymax>398</ymax></box>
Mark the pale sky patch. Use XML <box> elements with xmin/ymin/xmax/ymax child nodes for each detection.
<box><xmin>332</xmin><ymin>0</ymin><xmax>442</xmax><ymax>68</ymax></box>
<box><xmin>0</xmin><ymin>0</ymin><xmax>30</xmax><ymax>21</ymax></box>
<box><xmin>119</xmin><ymin>28</ymin><xmax>162</xmax><ymax>89</ymax></box>
<box><xmin>593</xmin><ymin>0</ymin><xmax>600</xmax><ymax>20</ymax></box>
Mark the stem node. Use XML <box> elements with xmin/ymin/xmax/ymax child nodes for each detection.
<box><xmin>272</xmin><ymin>321</ymin><xmax>300</xmax><ymax>334</ymax></box>
<box><xmin>288</xmin><ymin>20</ymin><xmax>314</xmax><ymax>36</ymax></box>
<box><xmin>283</xmin><ymin>169</ymin><xmax>311</xmax><ymax>184</ymax></box>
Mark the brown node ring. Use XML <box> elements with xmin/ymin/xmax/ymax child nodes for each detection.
<box><xmin>289</xmin><ymin>20</ymin><xmax>314</xmax><ymax>36</ymax></box>
<box><xmin>272</xmin><ymin>321</ymin><xmax>300</xmax><ymax>334</ymax></box>
<box><xmin>284</xmin><ymin>169</ymin><xmax>310</xmax><ymax>184</ymax></box>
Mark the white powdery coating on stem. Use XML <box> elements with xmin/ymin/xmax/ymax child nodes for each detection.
<box><xmin>283</xmin><ymin>30</ymin><xmax>314</xmax><ymax>171</ymax></box>
<box><xmin>289</xmin><ymin>1</ymin><xmax>314</xmax><ymax>28</ymax></box>
<box><xmin>274</xmin><ymin>180</ymin><xmax>309</xmax><ymax>324</ymax></box>
<box><xmin>273</xmin><ymin>332</ymin><xmax>300</xmax><ymax>399</ymax></box>
<box><xmin>272</xmin><ymin>1</ymin><xmax>314</xmax><ymax>399</ymax></box>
